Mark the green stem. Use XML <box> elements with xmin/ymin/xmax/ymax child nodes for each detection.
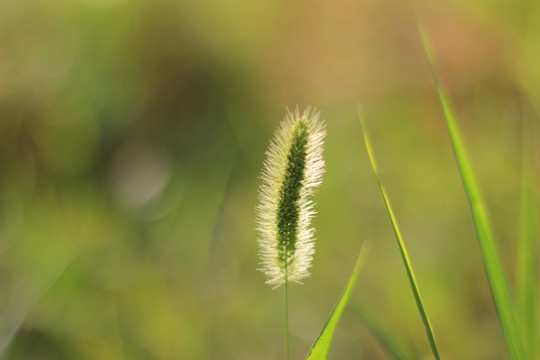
<box><xmin>285</xmin><ymin>266</ymin><xmax>290</xmax><ymax>360</ymax></box>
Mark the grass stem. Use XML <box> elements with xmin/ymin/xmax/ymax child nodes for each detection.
<box><xmin>285</xmin><ymin>266</ymin><xmax>290</xmax><ymax>360</ymax></box>
<box><xmin>516</xmin><ymin>105</ymin><xmax>538</xmax><ymax>360</ymax></box>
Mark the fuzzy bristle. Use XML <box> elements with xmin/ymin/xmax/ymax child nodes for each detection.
<box><xmin>256</xmin><ymin>107</ymin><xmax>326</xmax><ymax>287</ymax></box>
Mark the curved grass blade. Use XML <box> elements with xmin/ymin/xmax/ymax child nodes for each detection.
<box><xmin>416</xmin><ymin>20</ymin><xmax>526</xmax><ymax>360</ymax></box>
<box><xmin>516</xmin><ymin>110</ymin><xmax>538</xmax><ymax>360</ymax></box>
<box><xmin>305</xmin><ymin>244</ymin><xmax>366</xmax><ymax>360</ymax></box>
<box><xmin>354</xmin><ymin>303</ymin><xmax>412</xmax><ymax>360</ymax></box>
<box><xmin>358</xmin><ymin>109</ymin><xmax>441</xmax><ymax>360</ymax></box>
<box><xmin>0</xmin><ymin>261</ymin><xmax>72</xmax><ymax>359</ymax></box>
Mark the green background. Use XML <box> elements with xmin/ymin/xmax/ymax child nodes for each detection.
<box><xmin>1</xmin><ymin>0</ymin><xmax>539</xmax><ymax>358</ymax></box>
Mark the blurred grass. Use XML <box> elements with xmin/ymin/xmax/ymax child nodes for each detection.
<box><xmin>1</xmin><ymin>0</ymin><xmax>539</xmax><ymax>359</ymax></box>
<box><xmin>354</xmin><ymin>303</ymin><xmax>412</xmax><ymax>360</ymax></box>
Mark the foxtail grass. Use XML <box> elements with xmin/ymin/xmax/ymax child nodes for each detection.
<box><xmin>257</xmin><ymin>107</ymin><xmax>325</xmax><ymax>359</ymax></box>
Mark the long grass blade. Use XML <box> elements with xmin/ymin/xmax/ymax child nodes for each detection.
<box><xmin>358</xmin><ymin>108</ymin><xmax>441</xmax><ymax>360</ymax></box>
<box><xmin>516</xmin><ymin>109</ymin><xmax>538</xmax><ymax>360</ymax></box>
<box><xmin>305</xmin><ymin>244</ymin><xmax>366</xmax><ymax>360</ymax></box>
<box><xmin>354</xmin><ymin>303</ymin><xmax>413</xmax><ymax>360</ymax></box>
<box><xmin>416</xmin><ymin>20</ymin><xmax>526</xmax><ymax>360</ymax></box>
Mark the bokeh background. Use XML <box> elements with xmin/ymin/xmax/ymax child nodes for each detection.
<box><xmin>1</xmin><ymin>0</ymin><xmax>539</xmax><ymax>359</ymax></box>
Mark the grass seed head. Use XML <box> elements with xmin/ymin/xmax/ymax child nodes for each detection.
<box><xmin>256</xmin><ymin>107</ymin><xmax>326</xmax><ymax>287</ymax></box>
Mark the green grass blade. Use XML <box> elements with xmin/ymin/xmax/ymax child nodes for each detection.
<box><xmin>354</xmin><ymin>303</ymin><xmax>413</xmax><ymax>360</ymax></box>
<box><xmin>416</xmin><ymin>21</ymin><xmax>526</xmax><ymax>360</ymax></box>
<box><xmin>358</xmin><ymin>109</ymin><xmax>441</xmax><ymax>360</ymax></box>
<box><xmin>0</xmin><ymin>261</ymin><xmax>72</xmax><ymax>358</ymax></box>
<box><xmin>516</xmin><ymin>111</ymin><xmax>538</xmax><ymax>360</ymax></box>
<box><xmin>305</xmin><ymin>244</ymin><xmax>366</xmax><ymax>360</ymax></box>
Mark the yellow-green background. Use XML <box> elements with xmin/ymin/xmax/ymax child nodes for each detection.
<box><xmin>1</xmin><ymin>0</ymin><xmax>539</xmax><ymax>359</ymax></box>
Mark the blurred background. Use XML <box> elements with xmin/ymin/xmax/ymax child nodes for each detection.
<box><xmin>1</xmin><ymin>0</ymin><xmax>539</xmax><ymax>358</ymax></box>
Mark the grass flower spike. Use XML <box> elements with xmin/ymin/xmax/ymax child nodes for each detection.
<box><xmin>257</xmin><ymin>107</ymin><xmax>326</xmax><ymax>287</ymax></box>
